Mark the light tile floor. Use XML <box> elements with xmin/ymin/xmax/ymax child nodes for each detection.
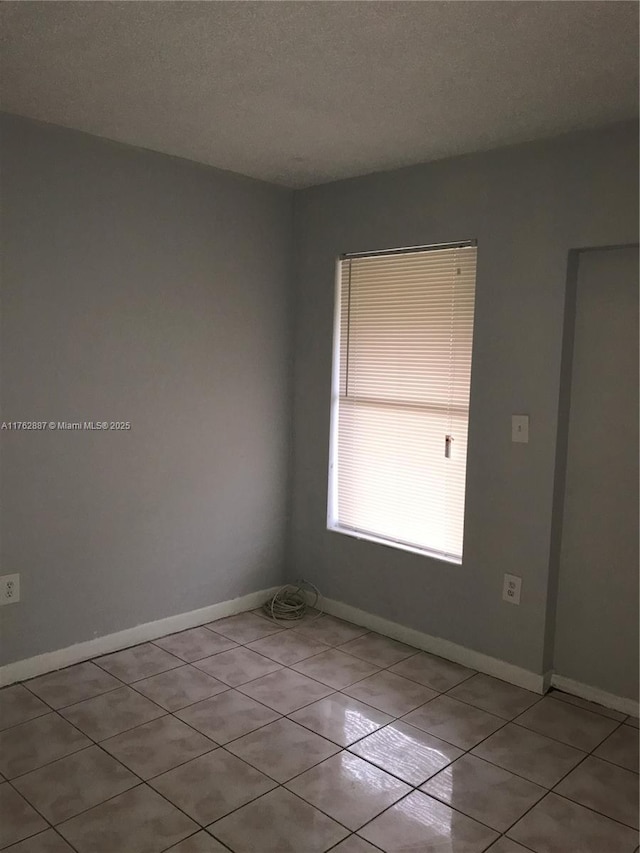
<box><xmin>1</xmin><ymin>611</ymin><xmax>638</xmax><ymax>853</ymax></box>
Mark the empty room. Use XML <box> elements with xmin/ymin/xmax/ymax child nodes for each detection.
<box><xmin>0</xmin><ymin>2</ymin><xmax>638</xmax><ymax>852</ymax></box>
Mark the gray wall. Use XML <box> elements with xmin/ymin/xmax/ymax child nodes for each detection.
<box><xmin>0</xmin><ymin>114</ymin><xmax>293</xmax><ymax>665</ymax></box>
<box><xmin>553</xmin><ymin>247</ymin><xmax>639</xmax><ymax>699</ymax></box>
<box><xmin>2</xmin><ymin>113</ymin><xmax>638</xmax><ymax>690</ymax></box>
<box><xmin>289</xmin><ymin>122</ymin><xmax>638</xmax><ymax>676</ymax></box>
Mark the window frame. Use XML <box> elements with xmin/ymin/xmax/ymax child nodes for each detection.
<box><xmin>326</xmin><ymin>240</ymin><xmax>477</xmax><ymax>565</ymax></box>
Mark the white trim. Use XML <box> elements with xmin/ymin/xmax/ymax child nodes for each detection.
<box><xmin>322</xmin><ymin>596</ymin><xmax>549</xmax><ymax>694</ymax></box>
<box><xmin>0</xmin><ymin>586</ymin><xmax>280</xmax><ymax>687</ymax></box>
<box><xmin>541</xmin><ymin>668</ymin><xmax>554</xmax><ymax>694</ymax></box>
<box><xmin>551</xmin><ymin>674</ymin><xmax>639</xmax><ymax>718</ymax></box>
<box><xmin>5</xmin><ymin>587</ymin><xmax>636</xmax><ymax>718</ymax></box>
<box><xmin>326</xmin><ymin>257</ymin><xmax>342</xmax><ymax>531</ymax></box>
<box><xmin>327</xmin><ymin>525</ymin><xmax>462</xmax><ymax>566</ymax></box>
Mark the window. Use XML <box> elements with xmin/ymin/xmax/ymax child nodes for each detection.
<box><xmin>327</xmin><ymin>241</ymin><xmax>477</xmax><ymax>562</ymax></box>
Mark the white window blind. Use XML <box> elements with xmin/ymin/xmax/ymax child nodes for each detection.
<box><xmin>328</xmin><ymin>243</ymin><xmax>477</xmax><ymax>561</ymax></box>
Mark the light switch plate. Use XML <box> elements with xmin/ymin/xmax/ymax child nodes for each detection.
<box><xmin>512</xmin><ymin>414</ymin><xmax>529</xmax><ymax>443</ymax></box>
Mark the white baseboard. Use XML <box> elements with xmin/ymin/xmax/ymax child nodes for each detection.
<box><xmin>551</xmin><ymin>674</ymin><xmax>639</xmax><ymax>718</ymax></box>
<box><xmin>0</xmin><ymin>586</ymin><xmax>279</xmax><ymax>687</ymax></box>
<box><xmin>5</xmin><ymin>587</ymin><xmax>636</xmax><ymax>720</ymax></box>
<box><xmin>322</xmin><ymin>597</ymin><xmax>549</xmax><ymax>694</ymax></box>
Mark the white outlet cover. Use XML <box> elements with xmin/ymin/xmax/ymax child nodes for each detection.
<box><xmin>0</xmin><ymin>573</ymin><xmax>20</xmax><ymax>605</ymax></box>
<box><xmin>502</xmin><ymin>573</ymin><xmax>522</xmax><ymax>605</ymax></box>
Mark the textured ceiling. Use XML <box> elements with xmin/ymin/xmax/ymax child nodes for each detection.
<box><xmin>1</xmin><ymin>1</ymin><xmax>638</xmax><ymax>188</ymax></box>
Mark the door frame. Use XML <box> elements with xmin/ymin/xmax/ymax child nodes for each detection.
<box><xmin>543</xmin><ymin>243</ymin><xmax>639</xmax><ymax>715</ymax></box>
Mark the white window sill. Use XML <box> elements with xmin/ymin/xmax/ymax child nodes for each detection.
<box><xmin>327</xmin><ymin>523</ymin><xmax>462</xmax><ymax>566</ymax></box>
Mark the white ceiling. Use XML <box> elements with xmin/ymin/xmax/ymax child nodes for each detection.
<box><xmin>1</xmin><ymin>1</ymin><xmax>638</xmax><ymax>188</ymax></box>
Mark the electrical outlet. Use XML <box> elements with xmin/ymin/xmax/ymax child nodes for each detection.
<box><xmin>0</xmin><ymin>574</ymin><xmax>20</xmax><ymax>605</ymax></box>
<box><xmin>502</xmin><ymin>573</ymin><xmax>522</xmax><ymax>605</ymax></box>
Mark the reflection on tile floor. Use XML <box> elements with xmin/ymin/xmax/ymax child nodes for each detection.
<box><xmin>0</xmin><ymin>611</ymin><xmax>638</xmax><ymax>853</ymax></box>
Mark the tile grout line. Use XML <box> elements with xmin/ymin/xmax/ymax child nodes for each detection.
<box><xmin>156</xmin><ymin>827</ymin><xmax>235</xmax><ymax>853</ymax></box>
<box><xmin>14</xmin><ymin>613</ymin><xmax>633</xmax><ymax>721</ymax></box>
<box><xmin>161</xmin><ymin>625</ymin><xmax>637</xmax><ymax>840</ymax></box>
<box><xmin>8</xmin><ymin>642</ymin><xmax>371</xmax><ymax>845</ymax></box>
<box><xmin>15</xmin><ymin>725</ymin><xmax>266</xmax><ymax>850</ymax></box>
<box><xmin>6</xmin><ymin>663</ymin><xmax>237</xmax><ymax>843</ymax></box>
<box><xmin>53</xmin><ymin>825</ymin><xmax>84</xmax><ymax>853</ymax></box>
<box><xmin>511</xmin><ymin>694</ymin><xmax>628</xmax><ymax>737</ymax></box>
<box><xmin>166</xmin><ymin>629</ymin><xmax>491</xmax><ymax>844</ymax></box>
<box><xmin>6</xmin><ymin>708</ymin><xmax>200</xmax><ymax>840</ymax></box>
<box><xmin>470</xmin><ymin>713</ymin><xmax>638</xmax><ymax>843</ymax></box>
<box><xmin>269</xmin><ymin>653</ymin><xmax>638</xmax><ymax>843</ymax></box>
<box><xmin>498</xmin><ymin>716</ymin><xmax>619</xmax><ymax>755</ymax></box>
<box><xmin>199</xmin><ymin>647</ymin><xmax>540</xmax><ymax>843</ymax></box>
<box><xmin>5</xmin><ymin>642</ymin><xmax>633</xmax><ymax>743</ymax></box>
<box><xmin>3</xmin><ymin>613</ymin><xmax>637</xmax><ymax>852</ymax></box>
<box><xmin>551</xmin><ymin>789</ymin><xmax>640</xmax><ymax>832</ymax></box>
<box><xmin>550</xmin><ymin>688</ymin><xmax>629</xmax><ymax>723</ymax></box>
<box><xmin>4</xmin><ymin>720</ymin><xmax>635</xmax><ymax>847</ymax></box>
<box><xmin>325</xmin><ymin>832</ymin><xmax>385</xmax><ymax>853</ymax></box>
<box><xmin>206</xmin><ymin>783</ymin><xmax>368</xmax><ymax>846</ymax></box>
<box><xmin>414</xmin><ymin>758</ymin><xmax>547</xmax><ymax>836</ymax></box>
<box><xmin>4</xmin><ymin>777</ymin><xmax>55</xmax><ymax>846</ymax></box>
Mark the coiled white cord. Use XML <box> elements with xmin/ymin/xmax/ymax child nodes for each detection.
<box><xmin>261</xmin><ymin>580</ymin><xmax>322</xmax><ymax>624</ymax></box>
